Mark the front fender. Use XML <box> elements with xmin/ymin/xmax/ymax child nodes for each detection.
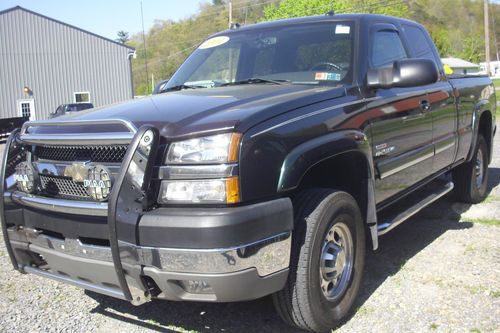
<box><xmin>277</xmin><ymin>130</ymin><xmax>379</xmax><ymax>250</ymax></box>
<box><xmin>277</xmin><ymin>130</ymin><xmax>373</xmax><ymax>192</ymax></box>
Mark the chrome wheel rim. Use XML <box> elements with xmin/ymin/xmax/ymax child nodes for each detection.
<box><xmin>475</xmin><ymin>149</ymin><xmax>484</xmax><ymax>189</ymax></box>
<box><xmin>319</xmin><ymin>221</ymin><xmax>353</xmax><ymax>301</ymax></box>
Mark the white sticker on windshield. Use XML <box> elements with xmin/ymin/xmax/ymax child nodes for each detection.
<box><xmin>335</xmin><ymin>25</ymin><xmax>350</xmax><ymax>34</ymax></box>
<box><xmin>199</xmin><ymin>36</ymin><xmax>230</xmax><ymax>49</ymax></box>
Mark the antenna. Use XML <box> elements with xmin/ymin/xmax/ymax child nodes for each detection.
<box><xmin>326</xmin><ymin>0</ymin><xmax>335</xmax><ymax>15</ymax></box>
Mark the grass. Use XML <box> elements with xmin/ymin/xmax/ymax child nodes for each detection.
<box><xmin>430</xmin><ymin>323</ymin><xmax>439</xmax><ymax>330</ymax></box>
<box><xmin>493</xmin><ymin>79</ymin><xmax>500</xmax><ymax>109</ymax></box>
<box><xmin>482</xmin><ymin>195</ymin><xmax>500</xmax><ymax>203</ymax></box>
<box><xmin>469</xmin><ymin>218</ymin><xmax>500</xmax><ymax>226</ymax></box>
<box><xmin>490</xmin><ymin>290</ymin><xmax>500</xmax><ymax>298</ymax></box>
<box><xmin>470</xmin><ymin>328</ymin><xmax>481</xmax><ymax>333</ymax></box>
<box><xmin>355</xmin><ymin>305</ymin><xmax>374</xmax><ymax>316</ymax></box>
<box><xmin>465</xmin><ymin>285</ymin><xmax>488</xmax><ymax>295</ymax></box>
<box><xmin>464</xmin><ymin>243</ymin><xmax>476</xmax><ymax>253</ymax></box>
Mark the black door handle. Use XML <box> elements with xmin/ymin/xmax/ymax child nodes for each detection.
<box><xmin>420</xmin><ymin>100</ymin><xmax>431</xmax><ymax>112</ymax></box>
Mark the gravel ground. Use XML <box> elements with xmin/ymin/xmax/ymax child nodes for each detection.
<box><xmin>0</xmin><ymin>124</ymin><xmax>499</xmax><ymax>333</ymax></box>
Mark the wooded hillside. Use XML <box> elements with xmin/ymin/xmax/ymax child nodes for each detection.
<box><xmin>128</xmin><ymin>0</ymin><xmax>500</xmax><ymax>95</ymax></box>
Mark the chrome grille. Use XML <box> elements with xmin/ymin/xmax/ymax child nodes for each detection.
<box><xmin>39</xmin><ymin>174</ymin><xmax>90</xmax><ymax>200</ymax></box>
<box><xmin>35</xmin><ymin>145</ymin><xmax>127</xmax><ymax>163</ymax></box>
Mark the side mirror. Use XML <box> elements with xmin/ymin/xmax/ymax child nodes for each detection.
<box><xmin>367</xmin><ymin>58</ymin><xmax>438</xmax><ymax>89</ymax></box>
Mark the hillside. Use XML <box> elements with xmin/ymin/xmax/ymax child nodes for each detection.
<box><xmin>128</xmin><ymin>0</ymin><xmax>500</xmax><ymax>95</ymax></box>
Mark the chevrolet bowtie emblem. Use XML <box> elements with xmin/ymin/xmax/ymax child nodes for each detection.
<box><xmin>63</xmin><ymin>161</ymin><xmax>90</xmax><ymax>183</ymax></box>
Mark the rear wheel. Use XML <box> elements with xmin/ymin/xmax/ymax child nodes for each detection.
<box><xmin>453</xmin><ymin>134</ymin><xmax>489</xmax><ymax>203</ymax></box>
<box><xmin>273</xmin><ymin>189</ymin><xmax>365</xmax><ymax>332</ymax></box>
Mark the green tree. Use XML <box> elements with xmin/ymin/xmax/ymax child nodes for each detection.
<box><xmin>263</xmin><ymin>0</ymin><xmax>410</xmax><ymax>21</ymax></box>
<box><xmin>428</xmin><ymin>27</ymin><xmax>452</xmax><ymax>57</ymax></box>
<box><xmin>129</xmin><ymin>0</ymin><xmax>500</xmax><ymax>95</ymax></box>
<box><xmin>459</xmin><ymin>34</ymin><xmax>484</xmax><ymax>63</ymax></box>
<box><xmin>116</xmin><ymin>30</ymin><xmax>130</xmax><ymax>44</ymax></box>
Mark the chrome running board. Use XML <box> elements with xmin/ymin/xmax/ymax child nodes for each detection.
<box><xmin>377</xmin><ymin>181</ymin><xmax>454</xmax><ymax>236</ymax></box>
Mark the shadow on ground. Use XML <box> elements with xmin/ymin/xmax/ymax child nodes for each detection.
<box><xmin>87</xmin><ymin>168</ymin><xmax>500</xmax><ymax>333</ymax></box>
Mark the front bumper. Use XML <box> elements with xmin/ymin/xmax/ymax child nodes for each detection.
<box><xmin>1</xmin><ymin>126</ymin><xmax>293</xmax><ymax>304</ymax></box>
<box><xmin>7</xmin><ymin>220</ymin><xmax>291</xmax><ymax>302</ymax></box>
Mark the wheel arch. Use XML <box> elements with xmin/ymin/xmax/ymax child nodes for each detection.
<box><xmin>277</xmin><ymin>130</ymin><xmax>379</xmax><ymax>250</ymax></box>
<box><xmin>469</xmin><ymin>104</ymin><xmax>494</xmax><ymax>164</ymax></box>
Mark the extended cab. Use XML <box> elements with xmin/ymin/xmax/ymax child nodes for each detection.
<box><xmin>1</xmin><ymin>14</ymin><xmax>496</xmax><ymax>332</ymax></box>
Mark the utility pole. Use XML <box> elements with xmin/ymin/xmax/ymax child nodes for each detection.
<box><xmin>229</xmin><ymin>0</ymin><xmax>233</xmax><ymax>28</ymax></box>
<box><xmin>484</xmin><ymin>0</ymin><xmax>491</xmax><ymax>76</ymax></box>
<box><xmin>490</xmin><ymin>0</ymin><xmax>499</xmax><ymax>62</ymax></box>
<box><xmin>141</xmin><ymin>0</ymin><xmax>150</xmax><ymax>94</ymax></box>
<box><xmin>228</xmin><ymin>0</ymin><xmax>233</xmax><ymax>81</ymax></box>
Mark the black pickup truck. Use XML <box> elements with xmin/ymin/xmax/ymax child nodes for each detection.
<box><xmin>1</xmin><ymin>14</ymin><xmax>496</xmax><ymax>332</ymax></box>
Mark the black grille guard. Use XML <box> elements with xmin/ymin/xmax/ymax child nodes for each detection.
<box><xmin>1</xmin><ymin>125</ymin><xmax>160</xmax><ymax>305</ymax></box>
<box><xmin>1</xmin><ymin>128</ymin><xmax>21</xmax><ymax>271</ymax></box>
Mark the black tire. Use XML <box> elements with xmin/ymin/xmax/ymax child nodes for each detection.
<box><xmin>453</xmin><ymin>135</ymin><xmax>489</xmax><ymax>204</ymax></box>
<box><xmin>272</xmin><ymin>189</ymin><xmax>365</xmax><ymax>333</ymax></box>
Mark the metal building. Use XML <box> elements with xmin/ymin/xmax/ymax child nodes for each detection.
<box><xmin>0</xmin><ymin>6</ymin><xmax>135</xmax><ymax>121</ymax></box>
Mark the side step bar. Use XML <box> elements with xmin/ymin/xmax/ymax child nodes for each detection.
<box><xmin>377</xmin><ymin>181</ymin><xmax>454</xmax><ymax>236</ymax></box>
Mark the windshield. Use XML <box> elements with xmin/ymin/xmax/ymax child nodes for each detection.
<box><xmin>164</xmin><ymin>21</ymin><xmax>355</xmax><ymax>91</ymax></box>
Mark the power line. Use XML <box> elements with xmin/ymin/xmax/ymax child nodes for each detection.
<box><xmin>132</xmin><ymin>42</ymin><xmax>202</xmax><ymax>71</ymax></box>
<box><xmin>132</xmin><ymin>0</ymin><xmax>408</xmax><ymax>76</ymax></box>
<box><xmin>192</xmin><ymin>0</ymin><xmax>279</xmax><ymax>22</ymax></box>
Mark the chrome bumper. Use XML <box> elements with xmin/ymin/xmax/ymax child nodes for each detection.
<box><xmin>10</xmin><ymin>191</ymin><xmax>108</xmax><ymax>217</ymax></box>
<box><xmin>8</xmin><ymin>227</ymin><xmax>291</xmax><ymax>277</ymax></box>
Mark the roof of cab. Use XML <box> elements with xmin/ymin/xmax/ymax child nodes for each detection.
<box><xmin>213</xmin><ymin>13</ymin><xmax>420</xmax><ymax>35</ymax></box>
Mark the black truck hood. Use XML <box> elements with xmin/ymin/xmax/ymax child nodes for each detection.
<box><xmin>42</xmin><ymin>84</ymin><xmax>346</xmax><ymax>138</ymax></box>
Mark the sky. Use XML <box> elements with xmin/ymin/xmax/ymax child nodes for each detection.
<box><xmin>2</xmin><ymin>0</ymin><xmax>499</xmax><ymax>41</ymax></box>
<box><xmin>0</xmin><ymin>0</ymin><xmax>209</xmax><ymax>40</ymax></box>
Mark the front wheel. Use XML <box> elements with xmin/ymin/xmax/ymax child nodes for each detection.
<box><xmin>273</xmin><ymin>189</ymin><xmax>365</xmax><ymax>332</ymax></box>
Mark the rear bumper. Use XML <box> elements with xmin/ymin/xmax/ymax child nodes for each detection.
<box><xmin>5</xmin><ymin>197</ymin><xmax>293</xmax><ymax>302</ymax></box>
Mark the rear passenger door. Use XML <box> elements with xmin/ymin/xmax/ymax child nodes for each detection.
<box><xmin>367</xmin><ymin>24</ymin><xmax>434</xmax><ymax>204</ymax></box>
<box><xmin>401</xmin><ymin>24</ymin><xmax>457</xmax><ymax>173</ymax></box>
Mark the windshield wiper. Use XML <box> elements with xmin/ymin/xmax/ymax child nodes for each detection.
<box><xmin>159</xmin><ymin>84</ymin><xmax>206</xmax><ymax>93</ymax></box>
<box><xmin>220</xmin><ymin>78</ymin><xmax>290</xmax><ymax>86</ymax></box>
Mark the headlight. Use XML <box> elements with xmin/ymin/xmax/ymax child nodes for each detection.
<box><xmin>166</xmin><ymin>133</ymin><xmax>241</xmax><ymax>164</ymax></box>
<box><xmin>14</xmin><ymin>161</ymin><xmax>36</xmax><ymax>193</ymax></box>
<box><xmin>158</xmin><ymin>177</ymin><xmax>239</xmax><ymax>204</ymax></box>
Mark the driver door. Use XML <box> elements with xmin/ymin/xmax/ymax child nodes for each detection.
<box><xmin>367</xmin><ymin>24</ymin><xmax>434</xmax><ymax>204</ymax></box>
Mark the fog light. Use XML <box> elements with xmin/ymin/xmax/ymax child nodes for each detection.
<box><xmin>179</xmin><ymin>280</ymin><xmax>213</xmax><ymax>294</ymax></box>
<box><xmin>84</xmin><ymin>165</ymin><xmax>112</xmax><ymax>201</ymax></box>
<box><xmin>14</xmin><ymin>161</ymin><xmax>36</xmax><ymax>193</ymax></box>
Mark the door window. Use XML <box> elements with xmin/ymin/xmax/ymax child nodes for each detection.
<box><xmin>371</xmin><ymin>30</ymin><xmax>407</xmax><ymax>68</ymax></box>
<box><xmin>402</xmin><ymin>24</ymin><xmax>438</xmax><ymax>63</ymax></box>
